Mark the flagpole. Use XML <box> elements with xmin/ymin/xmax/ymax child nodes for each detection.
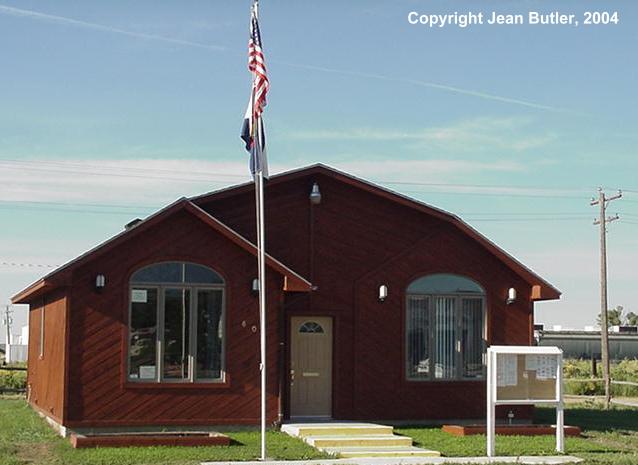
<box><xmin>252</xmin><ymin>104</ymin><xmax>268</xmax><ymax>465</ymax></box>
<box><xmin>257</xmin><ymin>168</ymin><xmax>267</xmax><ymax>461</ymax></box>
<box><xmin>252</xmin><ymin>1</ymin><xmax>267</xmax><ymax>459</ymax></box>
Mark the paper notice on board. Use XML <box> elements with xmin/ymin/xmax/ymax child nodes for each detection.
<box><xmin>131</xmin><ymin>289</ymin><xmax>148</xmax><ymax>303</ymax></box>
<box><xmin>525</xmin><ymin>354</ymin><xmax>539</xmax><ymax>371</ymax></box>
<box><xmin>497</xmin><ymin>354</ymin><xmax>518</xmax><ymax>387</ymax></box>
<box><xmin>536</xmin><ymin>355</ymin><xmax>557</xmax><ymax>380</ymax></box>
<box><xmin>139</xmin><ymin>365</ymin><xmax>156</xmax><ymax>379</ymax></box>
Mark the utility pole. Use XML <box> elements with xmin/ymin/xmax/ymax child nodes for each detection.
<box><xmin>591</xmin><ymin>188</ymin><xmax>621</xmax><ymax>409</ymax></box>
<box><xmin>2</xmin><ymin>305</ymin><xmax>13</xmax><ymax>365</ymax></box>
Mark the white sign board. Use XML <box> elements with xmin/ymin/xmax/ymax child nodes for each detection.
<box><xmin>486</xmin><ymin>346</ymin><xmax>564</xmax><ymax>457</ymax></box>
<box><xmin>139</xmin><ymin>365</ymin><xmax>156</xmax><ymax>380</ymax></box>
<box><xmin>131</xmin><ymin>289</ymin><xmax>148</xmax><ymax>303</ymax></box>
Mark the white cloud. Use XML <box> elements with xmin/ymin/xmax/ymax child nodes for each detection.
<box><xmin>0</xmin><ymin>156</ymin><xmax>571</xmax><ymax>208</ymax></box>
<box><xmin>332</xmin><ymin>158</ymin><xmax>525</xmax><ymax>179</ymax></box>
<box><xmin>286</xmin><ymin>117</ymin><xmax>556</xmax><ymax>154</ymax></box>
<box><xmin>0</xmin><ymin>158</ymin><xmax>259</xmax><ymax>205</ymax></box>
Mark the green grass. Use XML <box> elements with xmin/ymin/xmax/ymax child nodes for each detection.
<box><xmin>395</xmin><ymin>405</ymin><xmax>638</xmax><ymax>465</ymax></box>
<box><xmin>1</xmin><ymin>397</ymin><xmax>637</xmax><ymax>465</ymax></box>
<box><xmin>0</xmin><ymin>397</ymin><xmax>327</xmax><ymax>465</ymax></box>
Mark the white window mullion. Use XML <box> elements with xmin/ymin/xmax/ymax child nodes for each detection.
<box><xmin>456</xmin><ymin>296</ymin><xmax>462</xmax><ymax>380</ymax></box>
<box><xmin>190</xmin><ymin>288</ymin><xmax>197</xmax><ymax>382</ymax></box>
<box><xmin>157</xmin><ymin>287</ymin><xmax>164</xmax><ymax>383</ymax></box>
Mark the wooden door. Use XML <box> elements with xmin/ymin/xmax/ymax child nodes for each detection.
<box><xmin>290</xmin><ymin>317</ymin><xmax>333</xmax><ymax>418</ymax></box>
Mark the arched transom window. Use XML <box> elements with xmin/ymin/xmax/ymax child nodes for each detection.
<box><xmin>299</xmin><ymin>321</ymin><xmax>325</xmax><ymax>334</ymax></box>
<box><xmin>128</xmin><ymin>262</ymin><xmax>225</xmax><ymax>383</ymax></box>
<box><xmin>406</xmin><ymin>273</ymin><xmax>486</xmax><ymax>381</ymax></box>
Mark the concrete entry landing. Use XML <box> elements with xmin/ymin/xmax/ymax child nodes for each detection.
<box><xmin>281</xmin><ymin>422</ymin><xmax>440</xmax><ymax>458</ymax></box>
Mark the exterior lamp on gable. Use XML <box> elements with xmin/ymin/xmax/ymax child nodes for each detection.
<box><xmin>507</xmin><ymin>287</ymin><xmax>517</xmax><ymax>305</ymax></box>
<box><xmin>95</xmin><ymin>274</ymin><xmax>106</xmax><ymax>292</ymax></box>
<box><xmin>378</xmin><ymin>284</ymin><xmax>388</xmax><ymax>302</ymax></box>
<box><xmin>251</xmin><ymin>278</ymin><xmax>260</xmax><ymax>296</ymax></box>
<box><xmin>309</xmin><ymin>182</ymin><xmax>322</xmax><ymax>205</ymax></box>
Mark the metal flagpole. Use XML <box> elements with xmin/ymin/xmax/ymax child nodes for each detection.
<box><xmin>257</xmin><ymin>167</ymin><xmax>267</xmax><ymax>461</ymax></box>
<box><xmin>251</xmin><ymin>1</ymin><xmax>267</xmax><ymax>459</ymax></box>
<box><xmin>252</xmin><ymin>100</ymin><xmax>268</xmax><ymax>465</ymax></box>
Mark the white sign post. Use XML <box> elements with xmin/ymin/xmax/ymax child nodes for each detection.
<box><xmin>487</xmin><ymin>345</ymin><xmax>564</xmax><ymax>457</ymax></box>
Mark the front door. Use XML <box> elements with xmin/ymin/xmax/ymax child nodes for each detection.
<box><xmin>290</xmin><ymin>316</ymin><xmax>333</xmax><ymax>418</ymax></box>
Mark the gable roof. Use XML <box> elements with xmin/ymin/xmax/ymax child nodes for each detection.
<box><xmin>192</xmin><ymin>164</ymin><xmax>561</xmax><ymax>301</ymax></box>
<box><xmin>12</xmin><ymin>199</ymin><xmax>312</xmax><ymax>304</ymax></box>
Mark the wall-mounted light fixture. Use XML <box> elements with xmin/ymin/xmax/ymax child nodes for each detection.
<box><xmin>95</xmin><ymin>274</ymin><xmax>106</xmax><ymax>292</ymax></box>
<box><xmin>507</xmin><ymin>287</ymin><xmax>517</xmax><ymax>305</ymax></box>
<box><xmin>251</xmin><ymin>278</ymin><xmax>260</xmax><ymax>296</ymax></box>
<box><xmin>309</xmin><ymin>182</ymin><xmax>322</xmax><ymax>205</ymax></box>
<box><xmin>378</xmin><ymin>284</ymin><xmax>388</xmax><ymax>302</ymax></box>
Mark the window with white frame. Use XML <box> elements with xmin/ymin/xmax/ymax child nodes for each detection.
<box><xmin>128</xmin><ymin>262</ymin><xmax>225</xmax><ymax>383</ymax></box>
<box><xmin>406</xmin><ymin>274</ymin><xmax>486</xmax><ymax>381</ymax></box>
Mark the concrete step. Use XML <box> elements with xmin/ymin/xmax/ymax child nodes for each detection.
<box><xmin>306</xmin><ymin>434</ymin><xmax>413</xmax><ymax>448</ymax></box>
<box><xmin>322</xmin><ymin>446</ymin><xmax>441</xmax><ymax>458</ymax></box>
<box><xmin>281</xmin><ymin>423</ymin><xmax>393</xmax><ymax>438</ymax></box>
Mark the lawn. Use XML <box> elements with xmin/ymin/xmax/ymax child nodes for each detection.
<box><xmin>0</xmin><ymin>397</ymin><xmax>327</xmax><ymax>465</ymax></box>
<box><xmin>396</xmin><ymin>403</ymin><xmax>638</xmax><ymax>465</ymax></box>
<box><xmin>1</xmin><ymin>396</ymin><xmax>637</xmax><ymax>465</ymax></box>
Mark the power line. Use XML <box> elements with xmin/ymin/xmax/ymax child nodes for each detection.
<box><xmin>1</xmin><ymin>261</ymin><xmax>59</xmax><ymax>268</ymax></box>
<box><xmin>0</xmin><ymin>200</ymin><xmax>157</xmax><ymax>210</ymax></box>
<box><xmin>463</xmin><ymin>217</ymin><xmax>591</xmax><ymax>223</ymax></box>
<box><xmin>3</xmin><ymin>158</ymin><xmax>638</xmax><ymax>197</ymax></box>
<box><xmin>0</xmin><ymin>199</ymin><xmax>636</xmax><ymax>221</ymax></box>
<box><xmin>0</xmin><ymin>158</ymin><xmax>247</xmax><ymax>180</ymax></box>
<box><xmin>0</xmin><ymin>163</ymin><xmax>234</xmax><ymax>185</ymax></box>
<box><xmin>1</xmin><ymin>199</ymin><xmax>614</xmax><ymax>216</ymax></box>
<box><xmin>0</xmin><ymin>204</ymin><xmax>153</xmax><ymax>216</ymax></box>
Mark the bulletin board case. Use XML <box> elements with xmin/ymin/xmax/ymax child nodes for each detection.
<box><xmin>486</xmin><ymin>346</ymin><xmax>564</xmax><ymax>457</ymax></box>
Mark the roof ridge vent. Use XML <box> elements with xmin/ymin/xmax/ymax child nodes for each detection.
<box><xmin>125</xmin><ymin>218</ymin><xmax>143</xmax><ymax>230</ymax></box>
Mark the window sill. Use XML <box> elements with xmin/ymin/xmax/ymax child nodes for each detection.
<box><xmin>124</xmin><ymin>381</ymin><xmax>230</xmax><ymax>390</ymax></box>
<box><xmin>405</xmin><ymin>378</ymin><xmax>485</xmax><ymax>383</ymax></box>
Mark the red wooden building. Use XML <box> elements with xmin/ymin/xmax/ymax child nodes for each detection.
<box><xmin>13</xmin><ymin>164</ymin><xmax>560</xmax><ymax>430</ymax></box>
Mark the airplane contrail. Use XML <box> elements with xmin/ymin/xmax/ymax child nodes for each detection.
<box><xmin>273</xmin><ymin>61</ymin><xmax>570</xmax><ymax>113</ymax></box>
<box><xmin>0</xmin><ymin>4</ymin><xmax>575</xmax><ymax>113</ymax></box>
<box><xmin>0</xmin><ymin>4</ymin><xmax>226</xmax><ymax>51</ymax></box>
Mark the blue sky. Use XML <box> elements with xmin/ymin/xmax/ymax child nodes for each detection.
<box><xmin>1</xmin><ymin>0</ymin><xmax>637</xmax><ymax>340</ymax></box>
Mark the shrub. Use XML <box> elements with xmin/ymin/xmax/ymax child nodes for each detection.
<box><xmin>563</xmin><ymin>358</ymin><xmax>638</xmax><ymax>397</ymax></box>
<box><xmin>0</xmin><ymin>370</ymin><xmax>27</xmax><ymax>390</ymax></box>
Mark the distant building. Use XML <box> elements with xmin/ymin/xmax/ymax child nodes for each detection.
<box><xmin>5</xmin><ymin>325</ymin><xmax>29</xmax><ymax>362</ymax></box>
<box><xmin>537</xmin><ymin>327</ymin><xmax>638</xmax><ymax>360</ymax></box>
<box><xmin>16</xmin><ymin>325</ymin><xmax>29</xmax><ymax>345</ymax></box>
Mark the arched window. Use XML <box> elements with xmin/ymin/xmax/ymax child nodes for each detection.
<box><xmin>128</xmin><ymin>262</ymin><xmax>225</xmax><ymax>383</ymax></box>
<box><xmin>299</xmin><ymin>321</ymin><xmax>325</xmax><ymax>334</ymax></box>
<box><xmin>406</xmin><ymin>274</ymin><xmax>486</xmax><ymax>381</ymax></box>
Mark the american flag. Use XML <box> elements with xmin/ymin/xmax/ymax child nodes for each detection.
<box><xmin>241</xmin><ymin>0</ymin><xmax>269</xmax><ymax>178</ymax></box>
<box><xmin>248</xmin><ymin>3</ymin><xmax>269</xmax><ymax>118</ymax></box>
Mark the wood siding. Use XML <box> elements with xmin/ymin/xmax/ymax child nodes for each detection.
<box><xmin>64</xmin><ymin>210</ymin><xmax>285</xmax><ymax>427</ymax></box>
<box><xmin>199</xmin><ymin>173</ymin><xmax>536</xmax><ymax>420</ymax></box>
<box><xmin>27</xmin><ymin>288</ymin><xmax>68</xmax><ymax>423</ymax></box>
<box><xmin>24</xmin><ymin>169</ymin><xmax>544</xmax><ymax>425</ymax></box>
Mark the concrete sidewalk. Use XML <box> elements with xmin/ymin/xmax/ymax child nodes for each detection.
<box><xmin>202</xmin><ymin>455</ymin><xmax>582</xmax><ymax>465</ymax></box>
